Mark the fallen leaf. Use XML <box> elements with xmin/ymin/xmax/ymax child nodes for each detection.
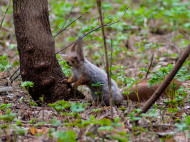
<box><xmin>29</xmin><ymin>127</ymin><xmax>37</xmax><ymax>135</ymax></box>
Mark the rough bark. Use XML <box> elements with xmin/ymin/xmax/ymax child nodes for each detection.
<box><xmin>13</xmin><ymin>0</ymin><xmax>84</xmax><ymax>104</ymax></box>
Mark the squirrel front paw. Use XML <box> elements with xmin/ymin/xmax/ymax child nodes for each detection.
<box><xmin>72</xmin><ymin>83</ymin><xmax>78</xmax><ymax>90</ymax></box>
<box><xmin>67</xmin><ymin>79</ymin><xmax>72</xmax><ymax>83</ymax></box>
<box><xmin>60</xmin><ymin>78</ymin><xmax>70</xmax><ymax>84</ymax></box>
<box><xmin>63</xmin><ymin>79</ymin><xmax>67</xmax><ymax>81</ymax></box>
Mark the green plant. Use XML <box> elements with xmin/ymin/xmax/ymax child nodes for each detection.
<box><xmin>57</xmin><ymin>54</ymin><xmax>72</xmax><ymax>77</ymax></box>
<box><xmin>0</xmin><ymin>109</ymin><xmax>16</xmax><ymax>123</ymax></box>
<box><xmin>48</xmin><ymin>100</ymin><xmax>71</xmax><ymax>113</ymax></box>
<box><xmin>149</xmin><ymin>64</ymin><xmax>189</xmax><ymax>87</ymax></box>
<box><xmin>127</xmin><ymin>109</ymin><xmax>141</xmax><ymax>137</ymax></box>
<box><xmin>0</xmin><ymin>55</ymin><xmax>12</xmax><ymax>72</ymax></box>
<box><xmin>21</xmin><ymin>81</ymin><xmax>34</xmax><ymax>107</ymax></box>
<box><xmin>174</xmin><ymin>115</ymin><xmax>190</xmax><ymax>133</ymax></box>
<box><xmin>91</xmin><ymin>82</ymin><xmax>104</xmax><ymax>105</ymax></box>
<box><xmin>0</xmin><ymin>103</ymin><xmax>13</xmax><ymax>111</ymax></box>
<box><xmin>55</xmin><ymin>130</ymin><xmax>76</xmax><ymax>142</ymax></box>
<box><xmin>70</xmin><ymin>102</ymin><xmax>85</xmax><ymax>113</ymax></box>
<box><xmin>0</xmin><ymin>108</ymin><xmax>26</xmax><ymax>141</ymax></box>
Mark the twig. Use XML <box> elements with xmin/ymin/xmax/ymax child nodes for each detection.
<box><xmin>105</xmin><ymin>0</ymin><xmax>133</xmax><ymax>26</ymax></box>
<box><xmin>0</xmin><ymin>27</ymin><xmax>14</xmax><ymax>33</ymax></box>
<box><xmin>56</xmin><ymin>42</ymin><xmax>75</xmax><ymax>54</ymax></box>
<box><xmin>0</xmin><ymin>86</ymin><xmax>13</xmax><ymax>92</ymax></box>
<box><xmin>82</xmin><ymin>0</ymin><xmax>133</xmax><ymax>37</ymax></box>
<box><xmin>10</xmin><ymin>73</ymin><xmax>20</xmax><ymax>83</ymax></box>
<box><xmin>0</xmin><ymin>0</ymin><xmax>11</xmax><ymax>32</ymax></box>
<box><xmin>56</xmin><ymin>0</ymin><xmax>133</xmax><ymax>53</ymax></box>
<box><xmin>53</xmin><ymin>0</ymin><xmax>77</xmax><ymax>38</ymax></box>
<box><xmin>54</xmin><ymin>1</ymin><xmax>96</xmax><ymax>38</ymax></box>
<box><xmin>6</xmin><ymin>67</ymin><xmax>20</xmax><ymax>85</ymax></box>
<box><xmin>145</xmin><ymin>54</ymin><xmax>154</xmax><ymax>78</ymax></box>
<box><xmin>97</xmin><ymin>0</ymin><xmax>113</xmax><ymax>117</ymax></box>
<box><xmin>9</xmin><ymin>67</ymin><xmax>20</xmax><ymax>81</ymax></box>
<box><xmin>109</xmin><ymin>36</ymin><xmax>113</xmax><ymax>106</ymax></box>
<box><xmin>110</xmin><ymin>36</ymin><xmax>113</xmax><ymax>78</ymax></box>
<box><xmin>135</xmin><ymin>44</ymin><xmax>190</xmax><ymax>118</ymax></box>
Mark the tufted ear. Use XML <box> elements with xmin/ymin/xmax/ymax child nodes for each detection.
<box><xmin>71</xmin><ymin>42</ymin><xmax>77</xmax><ymax>52</ymax></box>
<box><xmin>75</xmin><ymin>37</ymin><xmax>84</xmax><ymax>61</ymax></box>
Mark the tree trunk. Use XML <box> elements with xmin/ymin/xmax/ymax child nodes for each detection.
<box><xmin>13</xmin><ymin>0</ymin><xmax>84</xmax><ymax>104</ymax></box>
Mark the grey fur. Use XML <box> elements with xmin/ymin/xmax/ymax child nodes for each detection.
<box><xmin>71</xmin><ymin>58</ymin><xmax>124</xmax><ymax>105</ymax></box>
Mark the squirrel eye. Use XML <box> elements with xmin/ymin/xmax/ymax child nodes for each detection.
<box><xmin>74</xmin><ymin>56</ymin><xmax>78</xmax><ymax>59</ymax></box>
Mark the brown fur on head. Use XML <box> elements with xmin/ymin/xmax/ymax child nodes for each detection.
<box><xmin>66</xmin><ymin>37</ymin><xmax>84</xmax><ymax>67</ymax></box>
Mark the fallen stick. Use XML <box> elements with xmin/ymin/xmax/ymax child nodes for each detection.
<box><xmin>0</xmin><ymin>86</ymin><xmax>13</xmax><ymax>93</ymax></box>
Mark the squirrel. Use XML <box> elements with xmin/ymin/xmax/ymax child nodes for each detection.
<box><xmin>64</xmin><ymin>37</ymin><xmax>182</xmax><ymax>105</ymax></box>
<box><xmin>64</xmin><ymin>37</ymin><xmax>123</xmax><ymax>105</ymax></box>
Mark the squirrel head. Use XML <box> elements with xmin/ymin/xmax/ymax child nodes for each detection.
<box><xmin>65</xmin><ymin>37</ymin><xmax>84</xmax><ymax>67</ymax></box>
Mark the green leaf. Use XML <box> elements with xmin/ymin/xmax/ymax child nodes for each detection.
<box><xmin>50</xmin><ymin>118</ymin><xmax>61</xmax><ymax>127</ymax></box>
<box><xmin>21</xmin><ymin>81</ymin><xmax>34</xmax><ymax>88</ymax></box>
<box><xmin>56</xmin><ymin>130</ymin><xmax>76</xmax><ymax>142</ymax></box>
<box><xmin>98</xmin><ymin>126</ymin><xmax>113</xmax><ymax>131</ymax></box>
<box><xmin>70</xmin><ymin>103</ymin><xmax>85</xmax><ymax>113</ymax></box>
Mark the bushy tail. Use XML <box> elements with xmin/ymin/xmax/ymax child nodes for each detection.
<box><xmin>121</xmin><ymin>79</ymin><xmax>182</xmax><ymax>102</ymax></box>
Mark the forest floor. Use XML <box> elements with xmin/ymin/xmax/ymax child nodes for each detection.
<box><xmin>0</xmin><ymin>0</ymin><xmax>190</xmax><ymax>142</ymax></box>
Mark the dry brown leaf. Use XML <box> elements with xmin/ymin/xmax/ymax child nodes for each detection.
<box><xmin>29</xmin><ymin>127</ymin><xmax>48</xmax><ymax>135</ymax></box>
<box><xmin>29</xmin><ymin>127</ymin><xmax>37</xmax><ymax>135</ymax></box>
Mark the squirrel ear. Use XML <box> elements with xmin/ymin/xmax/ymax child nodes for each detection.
<box><xmin>76</xmin><ymin>37</ymin><xmax>84</xmax><ymax>61</ymax></box>
<box><xmin>71</xmin><ymin>42</ymin><xmax>77</xmax><ymax>52</ymax></box>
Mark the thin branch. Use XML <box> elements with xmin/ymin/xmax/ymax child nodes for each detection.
<box><xmin>83</xmin><ymin>0</ymin><xmax>133</xmax><ymax>37</ymax></box>
<box><xmin>56</xmin><ymin>42</ymin><xmax>75</xmax><ymax>54</ymax></box>
<box><xmin>53</xmin><ymin>0</ymin><xmax>76</xmax><ymax>38</ymax></box>
<box><xmin>9</xmin><ymin>67</ymin><xmax>20</xmax><ymax>80</ymax></box>
<box><xmin>135</xmin><ymin>44</ymin><xmax>190</xmax><ymax>118</ymax></box>
<box><xmin>109</xmin><ymin>36</ymin><xmax>113</xmax><ymax>107</ymax></box>
<box><xmin>97</xmin><ymin>0</ymin><xmax>113</xmax><ymax>117</ymax></box>
<box><xmin>10</xmin><ymin>74</ymin><xmax>20</xmax><ymax>83</ymax></box>
<box><xmin>106</xmin><ymin>0</ymin><xmax>133</xmax><ymax>26</ymax></box>
<box><xmin>145</xmin><ymin>54</ymin><xmax>154</xmax><ymax>78</ymax></box>
<box><xmin>0</xmin><ymin>0</ymin><xmax>11</xmax><ymax>32</ymax></box>
<box><xmin>56</xmin><ymin>0</ymin><xmax>133</xmax><ymax>53</ymax></box>
<box><xmin>0</xmin><ymin>86</ymin><xmax>13</xmax><ymax>92</ymax></box>
<box><xmin>110</xmin><ymin>36</ymin><xmax>113</xmax><ymax>78</ymax></box>
<box><xmin>1</xmin><ymin>0</ymin><xmax>16</xmax><ymax>84</ymax></box>
<box><xmin>54</xmin><ymin>2</ymin><xmax>96</xmax><ymax>38</ymax></box>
